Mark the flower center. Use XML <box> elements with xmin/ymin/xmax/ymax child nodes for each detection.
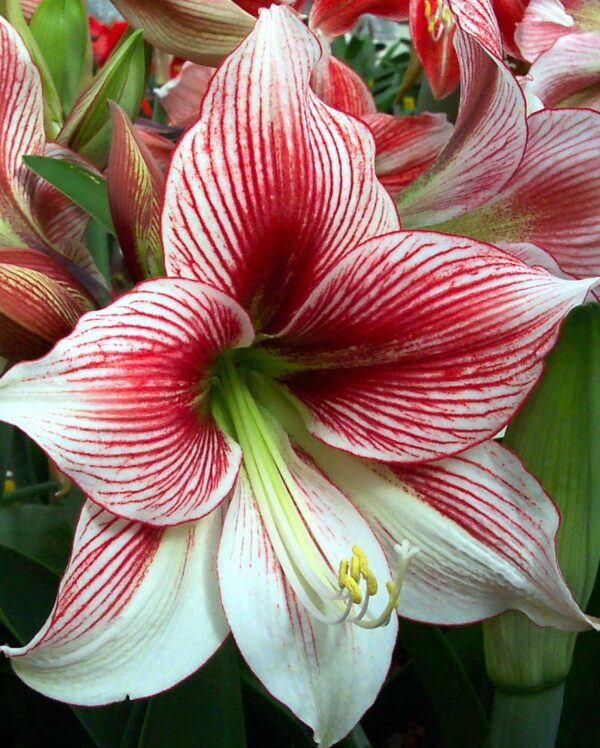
<box><xmin>213</xmin><ymin>354</ymin><xmax>417</xmax><ymax>628</ymax></box>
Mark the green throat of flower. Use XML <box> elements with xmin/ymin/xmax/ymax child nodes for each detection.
<box><xmin>210</xmin><ymin>349</ymin><xmax>418</xmax><ymax>629</ymax></box>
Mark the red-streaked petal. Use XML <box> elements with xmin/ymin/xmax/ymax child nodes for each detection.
<box><xmin>108</xmin><ymin>104</ymin><xmax>164</xmax><ymax>281</ymax></box>
<box><xmin>410</xmin><ymin>0</ymin><xmax>460</xmax><ymax>100</ymax></box>
<box><xmin>271</xmin><ymin>232</ymin><xmax>595</xmax><ymax>463</ymax></box>
<box><xmin>311</xmin><ymin>55</ymin><xmax>377</xmax><ymax>118</ymax></box>
<box><xmin>492</xmin><ymin>0</ymin><xmax>528</xmax><ymax>57</ymax></box>
<box><xmin>21</xmin><ymin>0</ymin><xmax>41</xmax><ymax>19</ymax></box>
<box><xmin>309</xmin><ymin>0</ymin><xmax>410</xmax><ymax>37</ymax></box>
<box><xmin>515</xmin><ymin>0</ymin><xmax>575</xmax><ymax>61</ymax></box>
<box><xmin>155</xmin><ymin>62</ymin><xmax>215</xmax><ymax>128</ymax></box>
<box><xmin>449</xmin><ymin>0</ymin><xmax>503</xmax><ymax>56</ymax></box>
<box><xmin>2</xmin><ymin>501</ymin><xmax>228</xmax><ymax>704</ymax></box>
<box><xmin>364</xmin><ymin>112</ymin><xmax>453</xmax><ymax>198</ymax></box>
<box><xmin>218</xmin><ymin>471</ymin><xmax>397</xmax><ymax>747</ymax></box>
<box><xmin>522</xmin><ymin>32</ymin><xmax>600</xmax><ymax>109</ymax></box>
<box><xmin>489</xmin><ymin>108</ymin><xmax>600</xmax><ymax>279</ymax></box>
<box><xmin>134</xmin><ymin>123</ymin><xmax>176</xmax><ymax>170</ymax></box>
<box><xmin>163</xmin><ymin>6</ymin><xmax>399</xmax><ymax>328</ymax></box>
<box><xmin>0</xmin><ymin>280</ymin><xmax>254</xmax><ymax>526</ymax></box>
<box><xmin>313</xmin><ymin>439</ymin><xmax>596</xmax><ymax>630</ymax></box>
<box><xmin>0</xmin><ymin>17</ymin><xmax>46</xmax><ymax>248</ymax></box>
<box><xmin>398</xmin><ymin>27</ymin><xmax>527</xmax><ymax>226</ymax></box>
<box><xmin>111</xmin><ymin>0</ymin><xmax>255</xmax><ymax>65</ymax></box>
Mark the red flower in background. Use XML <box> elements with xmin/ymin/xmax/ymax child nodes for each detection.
<box><xmin>89</xmin><ymin>16</ymin><xmax>128</xmax><ymax>67</ymax></box>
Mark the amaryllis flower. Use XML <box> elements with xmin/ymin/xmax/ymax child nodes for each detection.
<box><xmin>0</xmin><ymin>7</ymin><xmax>597</xmax><ymax>745</ymax></box>
<box><xmin>515</xmin><ymin>0</ymin><xmax>599</xmax><ymax>61</ymax></box>
<box><xmin>89</xmin><ymin>16</ymin><xmax>129</xmax><ymax>67</ymax></box>
<box><xmin>398</xmin><ymin>0</ymin><xmax>600</xmax><ymax>282</ymax></box>
<box><xmin>0</xmin><ymin>19</ymin><xmax>102</xmax><ymax>287</ymax></box>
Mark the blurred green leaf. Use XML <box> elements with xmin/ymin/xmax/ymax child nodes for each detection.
<box><xmin>137</xmin><ymin>639</ymin><xmax>246</xmax><ymax>748</ymax></box>
<box><xmin>400</xmin><ymin>621</ymin><xmax>489</xmax><ymax>748</ymax></box>
<box><xmin>30</xmin><ymin>0</ymin><xmax>92</xmax><ymax>114</ymax></box>
<box><xmin>85</xmin><ymin>218</ymin><xmax>111</xmax><ymax>284</ymax></box>
<box><xmin>0</xmin><ymin>421</ymin><xmax>14</xmax><ymax>501</ymax></box>
<box><xmin>0</xmin><ymin>546</ymin><xmax>58</xmax><ymax>642</ymax></box>
<box><xmin>23</xmin><ymin>155</ymin><xmax>115</xmax><ymax>234</ymax></box>
<box><xmin>0</xmin><ymin>504</ymin><xmax>71</xmax><ymax>574</ymax></box>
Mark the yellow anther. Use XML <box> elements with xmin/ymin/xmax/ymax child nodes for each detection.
<box><xmin>441</xmin><ymin>4</ymin><xmax>452</xmax><ymax>24</ymax></box>
<box><xmin>427</xmin><ymin>19</ymin><xmax>436</xmax><ymax>33</ymax></box>
<box><xmin>364</xmin><ymin>568</ymin><xmax>378</xmax><ymax>596</ymax></box>
<box><xmin>338</xmin><ymin>559</ymin><xmax>349</xmax><ymax>590</ymax></box>
<box><xmin>345</xmin><ymin>576</ymin><xmax>363</xmax><ymax>605</ymax></box>
<box><xmin>352</xmin><ymin>545</ymin><xmax>367</xmax><ymax>563</ymax></box>
<box><xmin>386</xmin><ymin>580</ymin><xmax>400</xmax><ymax>609</ymax></box>
<box><xmin>350</xmin><ymin>553</ymin><xmax>361</xmax><ymax>582</ymax></box>
<box><xmin>424</xmin><ymin>0</ymin><xmax>432</xmax><ymax>18</ymax></box>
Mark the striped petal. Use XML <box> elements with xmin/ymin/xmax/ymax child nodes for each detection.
<box><xmin>515</xmin><ymin>0</ymin><xmax>576</xmax><ymax>61</ymax></box>
<box><xmin>491</xmin><ymin>0</ymin><xmax>528</xmax><ymax>58</ymax></box>
<box><xmin>163</xmin><ymin>5</ymin><xmax>399</xmax><ymax>328</ymax></box>
<box><xmin>0</xmin><ymin>248</ymin><xmax>91</xmax><ymax>361</ymax></box>
<box><xmin>364</xmin><ymin>112</ymin><xmax>453</xmax><ymax>198</ymax></box>
<box><xmin>449</xmin><ymin>0</ymin><xmax>503</xmax><ymax>56</ymax></box>
<box><xmin>442</xmin><ymin>108</ymin><xmax>600</xmax><ymax>279</ymax></box>
<box><xmin>522</xmin><ymin>32</ymin><xmax>600</xmax><ymax>109</ymax></box>
<box><xmin>0</xmin><ymin>280</ymin><xmax>254</xmax><ymax>526</ymax></box>
<box><xmin>309</xmin><ymin>0</ymin><xmax>410</xmax><ymax>38</ymax></box>
<box><xmin>309</xmin><ymin>438</ymin><xmax>597</xmax><ymax>630</ymax></box>
<box><xmin>2</xmin><ymin>501</ymin><xmax>228</xmax><ymax>704</ymax></box>
<box><xmin>111</xmin><ymin>0</ymin><xmax>255</xmax><ymax>65</ymax></box>
<box><xmin>311</xmin><ymin>55</ymin><xmax>377</xmax><ymax>118</ymax></box>
<box><xmin>219</xmin><ymin>470</ymin><xmax>397</xmax><ymax>748</ymax></box>
<box><xmin>399</xmin><ymin>24</ymin><xmax>527</xmax><ymax>226</ymax></box>
<box><xmin>270</xmin><ymin>232</ymin><xmax>595</xmax><ymax>463</ymax></box>
<box><xmin>155</xmin><ymin>62</ymin><xmax>215</xmax><ymax>128</ymax></box>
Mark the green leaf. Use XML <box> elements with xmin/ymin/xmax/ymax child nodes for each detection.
<box><xmin>400</xmin><ymin>621</ymin><xmax>489</xmax><ymax>748</ymax></box>
<box><xmin>30</xmin><ymin>0</ymin><xmax>92</xmax><ymax>114</ymax></box>
<box><xmin>23</xmin><ymin>155</ymin><xmax>115</xmax><ymax>234</ymax></box>
<box><xmin>0</xmin><ymin>504</ymin><xmax>71</xmax><ymax>574</ymax></box>
<box><xmin>58</xmin><ymin>30</ymin><xmax>147</xmax><ymax>167</ymax></box>
<box><xmin>137</xmin><ymin>639</ymin><xmax>246</xmax><ymax>748</ymax></box>
<box><xmin>0</xmin><ymin>546</ymin><xmax>58</xmax><ymax>643</ymax></box>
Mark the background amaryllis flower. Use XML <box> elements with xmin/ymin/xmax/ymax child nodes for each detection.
<box><xmin>0</xmin><ymin>6</ymin><xmax>597</xmax><ymax>746</ymax></box>
<box><xmin>397</xmin><ymin>0</ymin><xmax>600</xmax><ymax>282</ymax></box>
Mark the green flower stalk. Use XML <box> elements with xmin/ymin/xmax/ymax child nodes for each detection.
<box><xmin>484</xmin><ymin>303</ymin><xmax>600</xmax><ymax>747</ymax></box>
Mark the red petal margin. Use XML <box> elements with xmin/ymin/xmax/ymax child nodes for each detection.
<box><xmin>357</xmin><ymin>441</ymin><xmax>597</xmax><ymax>629</ymax></box>
<box><xmin>310</xmin><ymin>0</ymin><xmax>410</xmax><ymax>38</ymax></box>
<box><xmin>111</xmin><ymin>0</ymin><xmax>255</xmax><ymax>65</ymax></box>
<box><xmin>399</xmin><ymin>26</ymin><xmax>527</xmax><ymax>227</ymax></box>
<box><xmin>364</xmin><ymin>112</ymin><xmax>453</xmax><ymax>198</ymax></box>
<box><xmin>311</xmin><ymin>56</ymin><xmax>377</xmax><ymax>118</ymax></box>
<box><xmin>0</xmin><ymin>280</ymin><xmax>255</xmax><ymax>526</ymax></box>
<box><xmin>108</xmin><ymin>103</ymin><xmax>165</xmax><ymax>282</ymax></box>
<box><xmin>2</xmin><ymin>501</ymin><xmax>228</xmax><ymax>704</ymax></box>
<box><xmin>449</xmin><ymin>0</ymin><xmax>503</xmax><ymax>56</ymax></box>
<box><xmin>491</xmin><ymin>108</ymin><xmax>600</xmax><ymax>279</ymax></box>
<box><xmin>162</xmin><ymin>6</ymin><xmax>399</xmax><ymax>330</ymax></box>
<box><xmin>271</xmin><ymin>232</ymin><xmax>595</xmax><ymax>463</ymax></box>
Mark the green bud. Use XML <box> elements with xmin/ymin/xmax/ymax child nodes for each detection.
<box><xmin>484</xmin><ymin>304</ymin><xmax>600</xmax><ymax>691</ymax></box>
<box><xmin>29</xmin><ymin>0</ymin><xmax>92</xmax><ymax>115</ymax></box>
<box><xmin>57</xmin><ymin>30</ymin><xmax>146</xmax><ymax>167</ymax></box>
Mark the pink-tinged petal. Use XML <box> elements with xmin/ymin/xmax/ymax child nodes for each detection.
<box><xmin>163</xmin><ymin>6</ymin><xmax>399</xmax><ymax>328</ymax></box>
<box><xmin>0</xmin><ymin>280</ymin><xmax>254</xmax><ymax>526</ymax></box>
<box><xmin>410</xmin><ymin>0</ymin><xmax>460</xmax><ymax>100</ymax></box>
<box><xmin>21</xmin><ymin>0</ymin><xmax>41</xmax><ymax>19</ymax></box>
<box><xmin>308</xmin><ymin>438</ymin><xmax>597</xmax><ymax>630</ymax></box>
<box><xmin>219</xmin><ymin>471</ymin><xmax>397</xmax><ymax>747</ymax></box>
<box><xmin>270</xmin><ymin>232</ymin><xmax>595</xmax><ymax>463</ymax></box>
<box><xmin>311</xmin><ymin>55</ymin><xmax>377</xmax><ymax>118</ymax></box>
<box><xmin>309</xmin><ymin>0</ymin><xmax>410</xmax><ymax>38</ymax></box>
<box><xmin>134</xmin><ymin>123</ymin><xmax>176</xmax><ymax>170</ymax></box>
<box><xmin>487</xmin><ymin>108</ymin><xmax>600</xmax><ymax>279</ymax></box>
<box><xmin>449</xmin><ymin>0</ymin><xmax>503</xmax><ymax>56</ymax></box>
<box><xmin>2</xmin><ymin>501</ymin><xmax>228</xmax><ymax>704</ymax></box>
<box><xmin>363</xmin><ymin>112</ymin><xmax>453</xmax><ymax>198</ymax></box>
<box><xmin>515</xmin><ymin>0</ymin><xmax>575</xmax><ymax>61</ymax></box>
<box><xmin>107</xmin><ymin>104</ymin><xmax>164</xmax><ymax>281</ymax></box>
<box><xmin>523</xmin><ymin>32</ymin><xmax>600</xmax><ymax>109</ymax></box>
<box><xmin>398</xmin><ymin>27</ymin><xmax>527</xmax><ymax>226</ymax></box>
<box><xmin>111</xmin><ymin>0</ymin><xmax>255</xmax><ymax>65</ymax></box>
<box><xmin>155</xmin><ymin>62</ymin><xmax>215</xmax><ymax>128</ymax></box>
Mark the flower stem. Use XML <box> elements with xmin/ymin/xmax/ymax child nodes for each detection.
<box><xmin>486</xmin><ymin>683</ymin><xmax>565</xmax><ymax>748</ymax></box>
